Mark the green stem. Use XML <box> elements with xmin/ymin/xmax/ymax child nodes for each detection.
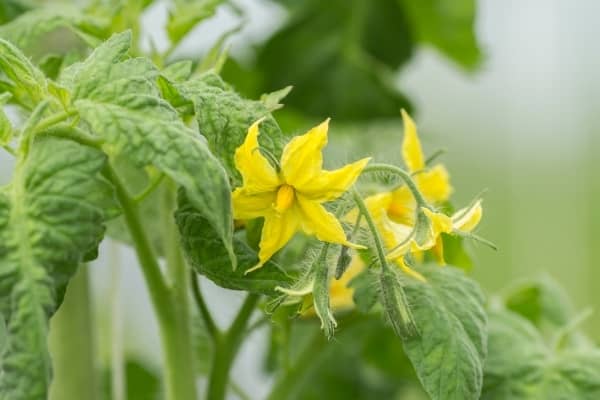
<box><xmin>109</xmin><ymin>241</ymin><xmax>125</xmax><ymax>400</ymax></box>
<box><xmin>161</xmin><ymin>180</ymin><xmax>198</xmax><ymax>397</ymax></box>
<box><xmin>43</xmin><ymin>126</ymin><xmax>103</xmax><ymax>149</ymax></box>
<box><xmin>34</xmin><ymin>109</ymin><xmax>78</xmax><ymax>133</ymax></box>
<box><xmin>48</xmin><ymin>266</ymin><xmax>97</xmax><ymax>400</ymax></box>
<box><xmin>191</xmin><ymin>272</ymin><xmax>220</xmax><ymax>341</ymax></box>
<box><xmin>352</xmin><ymin>189</ymin><xmax>390</xmax><ymax>271</ymax></box>
<box><xmin>353</xmin><ymin>189</ymin><xmax>416</xmax><ymax>337</ymax></box>
<box><xmin>105</xmin><ymin>166</ymin><xmax>197</xmax><ymax>400</ymax></box>
<box><xmin>363</xmin><ymin>163</ymin><xmax>428</xmax><ymax>207</ymax></box>
<box><xmin>207</xmin><ymin>294</ymin><xmax>260</xmax><ymax>400</ymax></box>
<box><xmin>134</xmin><ymin>172</ymin><xmax>165</xmax><ymax>204</ymax></box>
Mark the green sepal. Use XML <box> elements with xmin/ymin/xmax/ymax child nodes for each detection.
<box><xmin>379</xmin><ymin>266</ymin><xmax>416</xmax><ymax>339</ymax></box>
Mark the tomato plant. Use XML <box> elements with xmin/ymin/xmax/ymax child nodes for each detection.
<box><xmin>1</xmin><ymin>1</ymin><xmax>599</xmax><ymax>400</ymax></box>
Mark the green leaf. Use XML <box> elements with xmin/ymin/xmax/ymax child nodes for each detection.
<box><xmin>62</xmin><ymin>32</ymin><xmax>235</xmax><ymax>265</ymax></box>
<box><xmin>166</xmin><ymin>0</ymin><xmax>225</xmax><ymax>45</ymax></box>
<box><xmin>0</xmin><ymin>6</ymin><xmax>109</xmax><ymax>59</ymax></box>
<box><xmin>176</xmin><ymin>190</ymin><xmax>294</xmax><ymax>294</ymax></box>
<box><xmin>0</xmin><ymin>137</ymin><xmax>114</xmax><ymax>399</ymax></box>
<box><xmin>162</xmin><ymin>60</ymin><xmax>193</xmax><ymax>82</ymax></box>
<box><xmin>398</xmin><ymin>0</ymin><xmax>481</xmax><ymax>69</ymax></box>
<box><xmin>0</xmin><ymin>37</ymin><xmax>47</xmax><ymax>108</ymax></box>
<box><xmin>178</xmin><ymin>73</ymin><xmax>287</xmax><ymax>186</ymax></box>
<box><xmin>503</xmin><ymin>276</ymin><xmax>572</xmax><ymax>330</ymax></box>
<box><xmin>482</xmin><ymin>310</ymin><xmax>600</xmax><ymax>399</ymax></box>
<box><xmin>260</xmin><ymin>86</ymin><xmax>293</xmax><ymax>112</ymax></box>
<box><xmin>251</xmin><ymin>0</ymin><xmax>413</xmax><ymax>121</ymax></box>
<box><xmin>401</xmin><ymin>265</ymin><xmax>487</xmax><ymax>400</ymax></box>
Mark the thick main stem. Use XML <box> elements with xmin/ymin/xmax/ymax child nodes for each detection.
<box><xmin>207</xmin><ymin>293</ymin><xmax>259</xmax><ymax>400</ymax></box>
<box><xmin>105</xmin><ymin>166</ymin><xmax>196</xmax><ymax>400</ymax></box>
<box><xmin>48</xmin><ymin>266</ymin><xmax>97</xmax><ymax>400</ymax></box>
<box><xmin>162</xmin><ymin>180</ymin><xmax>198</xmax><ymax>399</ymax></box>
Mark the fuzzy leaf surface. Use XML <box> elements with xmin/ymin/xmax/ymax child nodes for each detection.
<box><xmin>401</xmin><ymin>265</ymin><xmax>487</xmax><ymax>400</ymax></box>
<box><xmin>176</xmin><ymin>190</ymin><xmax>293</xmax><ymax>294</ymax></box>
<box><xmin>175</xmin><ymin>73</ymin><xmax>287</xmax><ymax>186</ymax></box>
<box><xmin>0</xmin><ymin>137</ymin><xmax>114</xmax><ymax>399</ymax></box>
<box><xmin>61</xmin><ymin>32</ymin><xmax>235</xmax><ymax>263</ymax></box>
<box><xmin>0</xmin><ymin>37</ymin><xmax>47</xmax><ymax>108</ymax></box>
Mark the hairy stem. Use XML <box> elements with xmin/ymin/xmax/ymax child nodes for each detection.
<box><xmin>363</xmin><ymin>163</ymin><xmax>428</xmax><ymax>207</ymax></box>
<box><xmin>352</xmin><ymin>188</ymin><xmax>390</xmax><ymax>271</ymax></box>
<box><xmin>207</xmin><ymin>293</ymin><xmax>260</xmax><ymax>400</ymax></box>
<box><xmin>105</xmin><ymin>166</ymin><xmax>197</xmax><ymax>400</ymax></box>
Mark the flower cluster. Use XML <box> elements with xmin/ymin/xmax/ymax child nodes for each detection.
<box><xmin>231</xmin><ymin>111</ymin><xmax>483</xmax><ymax>310</ymax></box>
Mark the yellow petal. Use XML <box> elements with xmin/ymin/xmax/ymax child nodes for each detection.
<box><xmin>296</xmin><ymin>195</ymin><xmax>362</xmax><ymax>248</ymax></box>
<box><xmin>329</xmin><ymin>256</ymin><xmax>365</xmax><ymax>311</ymax></box>
<box><xmin>394</xmin><ymin>257</ymin><xmax>426</xmax><ymax>282</ymax></box>
<box><xmin>401</xmin><ymin>109</ymin><xmax>424</xmax><ymax>172</ymax></box>
<box><xmin>422</xmin><ymin>208</ymin><xmax>453</xmax><ymax>235</ymax></box>
<box><xmin>387</xmin><ymin>186</ymin><xmax>416</xmax><ymax>225</ymax></box>
<box><xmin>431</xmin><ymin>236</ymin><xmax>446</xmax><ymax>265</ymax></box>
<box><xmin>250</xmin><ymin>209</ymin><xmax>300</xmax><ymax>273</ymax></box>
<box><xmin>363</xmin><ymin>192</ymin><xmax>393</xmax><ymax>221</ymax></box>
<box><xmin>383</xmin><ymin>220</ymin><xmax>413</xmax><ymax>260</ymax></box>
<box><xmin>232</xmin><ymin>188</ymin><xmax>275</xmax><ymax>220</ymax></box>
<box><xmin>296</xmin><ymin>157</ymin><xmax>371</xmax><ymax>201</ymax></box>
<box><xmin>235</xmin><ymin>120</ymin><xmax>281</xmax><ymax>193</ymax></box>
<box><xmin>415</xmin><ymin>164</ymin><xmax>453</xmax><ymax>204</ymax></box>
<box><xmin>452</xmin><ymin>200</ymin><xmax>483</xmax><ymax>232</ymax></box>
<box><xmin>280</xmin><ymin>119</ymin><xmax>329</xmax><ymax>187</ymax></box>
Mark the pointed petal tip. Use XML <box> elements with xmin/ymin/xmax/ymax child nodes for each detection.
<box><xmin>317</xmin><ymin>118</ymin><xmax>331</xmax><ymax>133</ymax></box>
<box><xmin>249</xmin><ymin>116</ymin><xmax>267</xmax><ymax>132</ymax></box>
<box><xmin>244</xmin><ymin>261</ymin><xmax>265</xmax><ymax>275</ymax></box>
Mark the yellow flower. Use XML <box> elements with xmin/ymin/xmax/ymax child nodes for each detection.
<box><xmin>354</xmin><ymin>111</ymin><xmax>481</xmax><ymax>281</ymax></box>
<box><xmin>387</xmin><ymin>201</ymin><xmax>483</xmax><ymax>261</ymax></box>
<box><xmin>233</xmin><ymin>119</ymin><xmax>370</xmax><ymax>272</ymax></box>
<box><xmin>387</xmin><ymin>110</ymin><xmax>452</xmax><ymax>226</ymax></box>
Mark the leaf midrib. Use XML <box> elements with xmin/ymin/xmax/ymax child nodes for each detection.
<box><xmin>6</xmin><ymin>160</ymin><xmax>52</xmax><ymax>388</ymax></box>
